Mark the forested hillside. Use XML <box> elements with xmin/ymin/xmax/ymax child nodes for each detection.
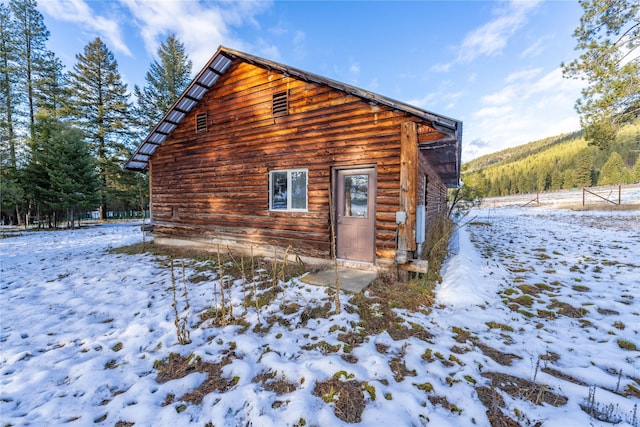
<box><xmin>462</xmin><ymin>121</ymin><xmax>640</xmax><ymax>198</ymax></box>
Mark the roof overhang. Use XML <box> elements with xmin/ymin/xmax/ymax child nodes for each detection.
<box><xmin>419</xmin><ymin>133</ymin><xmax>462</xmax><ymax>188</ymax></box>
<box><xmin>125</xmin><ymin>46</ymin><xmax>462</xmax><ymax>188</ymax></box>
<box><xmin>125</xmin><ymin>50</ymin><xmax>234</xmax><ymax>171</ymax></box>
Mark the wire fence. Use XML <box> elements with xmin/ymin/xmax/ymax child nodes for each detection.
<box><xmin>79</xmin><ymin>210</ymin><xmax>150</xmax><ymax>221</ymax></box>
<box><xmin>480</xmin><ymin>184</ymin><xmax>640</xmax><ymax>209</ymax></box>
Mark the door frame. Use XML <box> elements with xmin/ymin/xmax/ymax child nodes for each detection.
<box><xmin>332</xmin><ymin>165</ymin><xmax>377</xmax><ymax>263</ymax></box>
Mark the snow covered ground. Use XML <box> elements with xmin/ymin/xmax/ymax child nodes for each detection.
<box><xmin>1</xmin><ymin>205</ymin><xmax>639</xmax><ymax>426</ymax></box>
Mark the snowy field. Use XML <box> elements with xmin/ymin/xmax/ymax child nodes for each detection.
<box><xmin>1</xmin><ymin>205</ymin><xmax>639</xmax><ymax>426</ymax></box>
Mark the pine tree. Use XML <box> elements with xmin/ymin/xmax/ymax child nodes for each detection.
<box><xmin>25</xmin><ymin>112</ymin><xmax>98</xmax><ymax>226</ymax></box>
<box><xmin>67</xmin><ymin>37</ymin><xmax>131</xmax><ymax>219</ymax></box>
<box><xmin>0</xmin><ymin>3</ymin><xmax>21</xmax><ymax>168</ymax></box>
<box><xmin>134</xmin><ymin>33</ymin><xmax>192</xmax><ymax>133</ymax></box>
<box><xmin>10</xmin><ymin>0</ymin><xmax>50</xmax><ymax>139</ymax></box>
<box><xmin>598</xmin><ymin>151</ymin><xmax>630</xmax><ymax>184</ymax></box>
<box><xmin>563</xmin><ymin>169</ymin><xmax>578</xmax><ymax>189</ymax></box>
<box><xmin>550</xmin><ymin>169</ymin><xmax>564</xmax><ymax>190</ymax></box>
<box><xmin>574</xmin><ymin>148</ymin><xmax>594</xmax><ymax>187</ymax></box>
<box><xmin>632</xmin><ymin>155</ymin><xmax>640</xmax><ymax>181</ymax></box>
<box><xmin>562</xmin><ymin>0</ymin><xmax>640</xmax><ymax>148</ymax></box>
<box><xmin>34</xmin><ymin>50</ymin><xmax>67</xmax><ymax>117</ymax></box>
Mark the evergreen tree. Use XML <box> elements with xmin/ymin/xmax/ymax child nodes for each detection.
<box><xmin>562</xmin><ymin>0</ymin><xmax>640</xmax><ymax>148</ymax></box>
<box><xmin>134</xmin><ymin>33</ymin><xmax>192</xmax><ymax>133</ymax></box>
<box><xmin>537</xmin><ymin>166</ymin><xmax>551</xmax><ymax>192</ymax></box>
<box><xmin>550</xmin><ymin>169</ymin><xmax>564</xmax><ymax>190</ymax></box>
<box><xmin>10</xmin><ymin>0</ymin><xmax>50</xmax><ymax>139</ymax></box>
<box><xmin>34</xmin><ymin>50</ymin><xmax>67</xmax><ymax>117</ymax></box>
<box><xmin>0</xmin><ymin>2</ymin><xmax>21</xmax><ymax>168</ymax></box>
<box><xmin>598</xmin><ymin>151</ymin><xmax>630</xmax><ymax>184</ymax></box>
<box><xmin>67</xmin><ymin>37</ymin><xmax>131</xmax><ymax>219</ymax></box>
<box><xmin>574</xmin><ymin>148</ymin><xmax>594</xmax><ymax>187</ymax></box>
<box><xmin>632</xmin><ymin>155</ymin><xmax>640</xmax><ymax>181</ymax></box>
<box><xmin>25</xmin><ymin>112</ymin><xmax>98</xmax><ymax>225</ymax></box>
<box><xmin>563</xmin><ymin>169</ymin><xmax>578</xmax><ymax>189</ymax></box>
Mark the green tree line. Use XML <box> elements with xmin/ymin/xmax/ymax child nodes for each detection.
<box><xmin>463</xmin><ymin>121</ymin><xmax>640</xmax><ymax>198</ymax></box>
<box><xmin>0</xmin><ymin>0</ymin><xmax>192</xmax><ymax>226</ymax></box>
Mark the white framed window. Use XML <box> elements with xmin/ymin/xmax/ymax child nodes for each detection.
<box><xmin>269</xmin><ymin>169</ymin><xmax>308</xmax><ymax>212</ymax></box>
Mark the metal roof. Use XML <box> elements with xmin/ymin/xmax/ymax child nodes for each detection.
<box><xmin>125</xmin><ymin>46</ymin><xmax>462</xmax><ymax>187</ymax></box>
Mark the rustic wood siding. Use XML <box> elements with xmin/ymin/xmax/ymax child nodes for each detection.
<box><xmin>417</xmin><ymin>151</ymin><xmax>449</xmax><ymax>238</ymax></box>
<box><xmin>149</xmin><ymin>60</ymin><xmax>438</xmax><ymax>261</ymax></box>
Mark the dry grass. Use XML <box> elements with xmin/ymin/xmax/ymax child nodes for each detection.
<box><xmin>154</xmin><ymin>353</ymin><xmax>237</xmax><ymax>405</ymax></box>
<box><xmin>252</xmin><ymin>370</ymin><xmax>298</xmax><ymax>394</ymax></box>
<box><xmin>616</xmin><ymin>339</ymin><xmax>637</xmax><ymax>351</ymax></box>
<box><xmin>476</xmin><ymin>386</ymin><xmax>521</xmax><ymax>427</ymax></box>
<box><xmin>111</xmin><ymin>241</ymin><xmax>311</xmax><ymax>282</ymax></box>
<box><xmin>367</xmin><ymin>279</ymin><xmax>435</xmax><ymax>312</ymax></box>
<box><xmin>559</xmin><ymin>203</ymin><xmax>640</xmax><ymax>211</ymax></box>
<box><xmin>312</xmin><ymin>378</ymin><xmax>367</xmax><ymax>423</ymax></box>
<box><xmin>476</xmin><ymin>343</ymin><xmax>522</xmax><ymax>366</ymax></box>
<box><xmin>541</xmin><ymin>367</ymin><xmax>588</xmax><ymax>386</ymax></box>
<box><xmin>428</xmin><ymin>395</ymin><xmax>462</xmax><ymax>414</ymax></box>
<box><xmin>482</xmin><ymin>372</ymin><xmax>568</xmax><ymax>407</ymax></box>
<box><xmin>389</xmin><ymin>354</ymin><xmax>417</xmax><ymax>382</ymax></box>
<box><xmin>347</xmin><ymin>292</ymin><xmax>434</xmax><ymax>342</ymax></box>
<box><xmin>548</xmin><ymin>301</ymin><xmax>588</xmax><ymax>318</ymax></box>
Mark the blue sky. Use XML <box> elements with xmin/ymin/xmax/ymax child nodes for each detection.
<box><xmin>38</xmin><ymin>0</ymin><xmax>586</xmax><ymax>162</ymax></box>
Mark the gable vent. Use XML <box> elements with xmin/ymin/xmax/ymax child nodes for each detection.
<box><xmin>272</xmin><ymin>90</ymin><xmax>289</xmax><ymax>117</ymax></box>
<box><xmin>195</xmin><ymin>112</ymin><xmax>207</xmax><ymax>133</ymax></box>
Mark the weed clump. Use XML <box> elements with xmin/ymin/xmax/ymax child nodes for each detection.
<box><xmin>154</xmin><ymin>353</ymin><xmax>236</xmax><ymax>404</ymax></box>
<box><xmin>580</xmin><ymin>385</ymin><xmax>639</xmax><ymax>426</ymax></box>
<box><xmin>312</xmin><ymin>378</ymin><xmax>367</xmax><ymax>423</ymax></box>
<box><xmin>482</xmin><ymin>372</ymin><xmax>568</xmax><ymax>407</ymax></box>
<box><xmin>252</xmin><ymin>370</ymin><xmax>298</xmax><ymax>394</ymax></box>
<box><xmin>617</xmin><ymin>339</ymin><xmax>637</xmax><ymax>351</ymax></box>
<box><xmin>423</xmin><ymin>214</ymin><xmax>454</xmax><ymax>281</ymax></box>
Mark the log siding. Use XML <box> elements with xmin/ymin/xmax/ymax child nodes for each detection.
<box><xmin>141</xmin><ymin>54</ymin><xmax>459</xmax><ymax>266</ymax></box>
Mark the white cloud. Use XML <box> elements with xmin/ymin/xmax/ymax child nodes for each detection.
<box><xmin>465</xmin><ymin>66</ymin><xmax>584</xmax><ymax>161</ymax></box>
<box><xmin>407</xmin><ymin>92</ymin><xmax>438</xmax><ymax>109</ymax></box>
<box><xmin>520</xmin><ymin>38</ymin><xmax>544</xmax><ymax>58</ymax></box>
<box><xmin>293</xmin><ymin>30</ymin><xmax>305</xmax><ymax>45</ymax></box>
<box><xmin>456</xmin><ymin>0</ymin><xmax>540</xmax><ymax>63</ymax></box>
<box><xmin>121</xmin><ymin>0</ymin><xmax>273</xmax><ymax>69</ymax></box>
<box><xmin>254</xmin><ymin>39</ymin><xmax>281</xmax><ymax>61</ymax></box>
<box><xmin>39</xmin><ymin>0</ymin><xmax>132</xmax><ymax>56</ymax></box>
<box><xmin>431</xmin><ymin>62</ymin><xmax>451</xmax><ymax>72</ymax></box>
<box><xmin>474</xmin><ymin>105</ymin><xmax>513</xmax><ymax>119</ymax></box>
<box><xmin>406</xmin><ymin>80</ymin><xmax>461</xmax><ymax>112</ymax></box>
<box><xmin>481</xmin><ymin>86</ymin><xmax>518</xmax><ymax>105</ymax></box>
<box><xmin>505</xmin><ymin>67</ymin><xmax>543</xmax><ymax>83</ymax></box>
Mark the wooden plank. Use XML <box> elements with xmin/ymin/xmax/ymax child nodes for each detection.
<box><xmin>398</xmin><ymin>121</ymin><xmax>418</xmax><ymax>255</ymax></box>
<box><xmin>399</xmin><ymin>260</ymin><xmax>428</xmax><ymax>273</ymax></box>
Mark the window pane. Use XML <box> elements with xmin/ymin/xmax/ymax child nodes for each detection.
<box><xmin>271</xmin><ymin>171</ymin><xmax>288</xmax><ymax>210</ymax></box>
<box><xmin>291</xmin><ymin>171</ymin><xmax>307</xmax><ymax>210</ymax></box>
<box><xmin>344</xmin><ymin>174</ymin><xmax>368</xmax><ymax>217</ymax></box>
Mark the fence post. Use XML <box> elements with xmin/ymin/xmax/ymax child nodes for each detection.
<box><xmin>582</xmin><ymin>187</ymin><xmax>585</xmax><ymax>207</ymax></box>
<box><xmin>618</xmin><ymin>185</ymin><xmax>621</xmax><ymax>205</ymax></box>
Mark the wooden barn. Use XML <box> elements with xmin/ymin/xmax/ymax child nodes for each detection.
<box><xmin>125</xmin><ymin>46</ymin><xmax>462</xmax><ymax>271</ymax></box>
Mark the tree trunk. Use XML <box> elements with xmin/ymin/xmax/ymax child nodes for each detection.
<box><xmin>99</xmin><ymin>165</ymin><xmax>107</xmax><ymax>220</ymax></box>
<box><xmin>15</xmin><ymin>203</ymin><xmax>22</xmax><ymax>226</ymax></box>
